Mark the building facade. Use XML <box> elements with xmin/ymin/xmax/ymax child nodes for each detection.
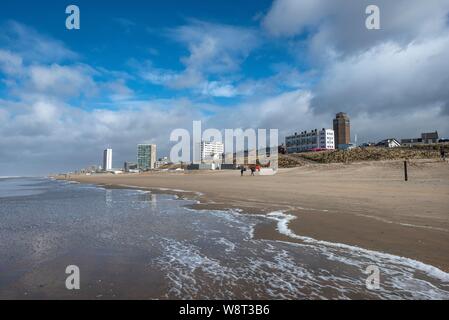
<box><xmin>285</xmin><ymin>129</ymin><xmax>335</xmax><ymax>153</ymax></box>
<box><xmin>200</xmin><ymin>141</ymin><xmax>224</xmax><ymax>163</ymax></box>
<box><xmin>124</xmin><ymin>162</ymin><xmax>138</xmax><ymax>172</ymax></box>
<box><xmin>401</xmin><ymin>131</ymin><xmax>439</xmax><ymax>146</ymax></box>
<box><xmin>333</xmin><ymin>112</ymin><xmax>351</xmax><ymax>149</ymax></box>
<box><xmin>103</xmin><ymin>149</ymin><xmax>112</xmax><ymax>171</ymax></box>
<box><xmin>155</xmin><ymin>157</ymin><xmax>170</xmax><ymax>169</ymax></box>
<box><xmin>137</xmin><ymin>144</ymin><xmax>157</xmax><ymax>171</ymax></box>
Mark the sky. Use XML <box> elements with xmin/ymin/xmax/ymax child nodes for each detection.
<box><xmin>1</xmin><ymin>0</ymin><xmax>449</xmax><ymax>175</ymax></box>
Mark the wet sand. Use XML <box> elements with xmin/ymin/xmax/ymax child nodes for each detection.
<box><xmin>62</xmin><ymin>159</ymin><xmax>449</xmax><ymax>272</ymax></box>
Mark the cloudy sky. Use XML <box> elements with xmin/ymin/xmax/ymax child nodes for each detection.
<box><xmin>1</xmin><ymin>0</ymin><xmax>448</xmax><ymax>175</ymax></box>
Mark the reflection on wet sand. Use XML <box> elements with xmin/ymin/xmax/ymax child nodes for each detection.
<box><xmin>1</xmin><ymin>177</ymin><xmax>449</xmax><ymax>299</ymax></box>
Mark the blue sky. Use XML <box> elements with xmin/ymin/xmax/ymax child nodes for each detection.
<box><xmin>1</xmin><ymin>0</ymin><xmax>295</xmax><ymax>104</ymax></box>
<box><xmin>1</xmin><ymin>0</ymin><xmax>449</xmax><ymax>175</ymax></box>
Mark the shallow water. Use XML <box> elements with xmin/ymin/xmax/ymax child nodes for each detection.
<box><xmin>0</xmin><ymin>177</ymin><xmax>448</xmax><ymax>299</ymax></box>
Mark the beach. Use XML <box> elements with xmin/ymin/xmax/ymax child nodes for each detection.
<box><xmin>64</xmin><ymin>159</ymin><xmax>449</xmax><ymax>272</ymax></box>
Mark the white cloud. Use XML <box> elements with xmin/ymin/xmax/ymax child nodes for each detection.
<box><xmin>350</xmin><ymin>108</ymin><xmax>449</xmax><ymax>143</ymax></box>
<box><xmin>103</xmin><ymin>79</ymin><xmax>135</xmax><ymax>101</ymax></box>
<box><xmin>0</xmin><ymin>96</ymin><xmax>206</xmax><ymax>175</ymax></box>
<box><xmin>27</xmin><ymin>64</ymin><xmax>97</xmax><ymax>98</ymax></box>
<box><xmin>263</xmin><ymin>0</ymin><xmax>326</xmax><ymax>37</ymax></box>
<box><xmin>261</xmin><ymin>0</ymin><xmax>449</xmax><ymax>134</ymax></box>
<box><xmin>312</xmin><ymin>35</ymin><xmax>449</xmax><ymax>116</ymax></box>
<box><xmin>170</xmin><ymin>20</ymin><xmax>260</xmax><ymax>74</ymax></box>
<box><xmin>200</xmin><ymin>81</ymin><xmax>237</xmax><ymax>98</ymax></box>
<box><xmin>263</xmin><ymin>0</ymin><xmax>449</xmax><ymax>56</ymax></box>
<box><xmin>139</xmin><ymin>20</ymin><xmax>261</xmax><ymax>96</ymax></box>
<box><xmin>1</xmin><ymin>21</ymin><xmax>78</xmax><ymax>63</ymax></box>
<box><xmin>0</xmin><ymin>49</ymin><xmax>23</xmax><ymax>75</ymax></box>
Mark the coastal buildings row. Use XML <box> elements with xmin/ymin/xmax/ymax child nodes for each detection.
<box><xmin>100</xmin><ymin>144</ymin><xmax>158</xmax><ymax>173</ymax></box>
<box><xmin>285</xmin><ymin>111</ymin><xmax>445</xmax><ymax>154</ymax></box>
<box><xmin>93</xmin><ymin>118</ymin><xmax>443</xmax><ymax>173</ymax></box>
<box><xmin>124</xmin><ymin>156</ymin><xmax>168</xmax><ymax>173</ymax></box>
<box><xmin>285</xmin><ymin>112</ymin><xmax>354</xmax><ymax>153</ymax></box>
<box><xmin>401</xmin><ymin>132</ymin><xmax>439</xmax><ymax>146</ymax></box>
<box><xmin>363</xmin><ymin>132</ymin><xmax>442</xmax><ymax>148</ymax></box>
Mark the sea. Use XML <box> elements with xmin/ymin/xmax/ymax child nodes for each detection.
<box><xmin>0</xmin><ymin>176</ymin><xmax>448</xmax><ymax>299</ymax></box>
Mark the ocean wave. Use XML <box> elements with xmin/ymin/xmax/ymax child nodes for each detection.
<box><xmin>265</xmin><ymin>211</ymin><xmax>449</xmax><ymax>286</ymax></box>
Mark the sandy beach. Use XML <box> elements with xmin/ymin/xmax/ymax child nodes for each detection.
<box><xmin>63</xmin><ymin>159</ymin><xmax>449</xmax><ymax>272</ymax></box>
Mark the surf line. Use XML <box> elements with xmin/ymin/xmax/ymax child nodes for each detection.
<box><xmin>265</xmin><ymin>211</ymin><xmax>449</xmax><ymax>282</ymax></box>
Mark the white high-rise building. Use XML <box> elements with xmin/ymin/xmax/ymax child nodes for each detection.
<box><xmin>200</xmin><ymin>141</ymin><xmax>224</xmax><ymax>163</ymax></box>
<box><xmin>103</xmin><ymin>149</ymin><xmax>112</xmax><ymax>171</ymax></box>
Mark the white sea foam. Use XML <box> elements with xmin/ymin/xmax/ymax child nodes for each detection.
<box><xmin>115</xmin><ymin>184</ymin><xmax>203</xmax><ymax>197</ymax></box>
<box><xmin>169</xmin><ymin>206</ymin><xmax>449</xmax><ymax>299</ymax></box>
<box><xmin>155</xmin><ymin>238</ymin><xmax>236</xmax><ymax>299</ymax></box>
<box><xmin>135</xmin><ymin>189</ymin><xmax>151</xmax><ymax>194</ymax></box>
<box><xmin>266</xmin><ymin>211</ymin><xmax>449</xmax><ymax>284</ymax></box>
<box><xmin>216</xmin><ymin>237</ymin><xmax>236</xmax><ymax>252</ymax></box>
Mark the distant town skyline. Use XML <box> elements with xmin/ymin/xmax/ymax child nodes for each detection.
<box><xmin>1</xmin><ymin>0</ymin><xmax>449</xmax><ymax>175</ymax></box>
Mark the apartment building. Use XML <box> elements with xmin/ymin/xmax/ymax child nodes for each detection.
<box><xmin>285</xmin><ymin>129</ymin><xmax>335</xmax><ymax>153</ymax></box>
<box><xmin>137</xmin><ymin>144</ymin><xmax>157</xmax><ymax>171</ymax></box>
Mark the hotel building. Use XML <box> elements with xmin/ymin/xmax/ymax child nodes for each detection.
<box><xmin>285</xmin><ymin>129</ymin><xmax>335</xmax><ymax>153</ymax></box>
<box><xmin>103</xmin><ymin>149</ymin><xmax>112</xmax><ymax>171</ymax></box>
<box><xmin>137</xmin><ymin>144</ymin><xmax>157</xmax><ymax>171</ymax></box>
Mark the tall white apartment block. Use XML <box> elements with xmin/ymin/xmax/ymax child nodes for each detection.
<box><xmin>285</xmin><ymin>129</ymin><xmax>335</xmax><ymax>153</ymax></box>
<box><xmin>103</xmin><ymin>149</ymin><xmax>113</xmax><ymax>171</ymax></box>
<box><xmin>200</xmin><ymin>141</ymin><xmax>224</xmax><ymax>163</ymax></box>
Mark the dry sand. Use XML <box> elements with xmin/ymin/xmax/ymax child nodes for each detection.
<box><xmin>62</xmin><ymin>159</ymin><xmax>449</xmax><ymax>271</ymax></box>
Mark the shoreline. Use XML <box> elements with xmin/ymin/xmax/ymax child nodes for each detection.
<box><xmin>3</xmin><ymin>176</ymin><xmax>449</xmax><ymax>299</ymax></box>
<box><xmin>55</xmin><ymin>178</ymin><xmax>449</xmax><ymax>284</ymax></box>
<box><xmin>58</xmin><ymin>159</ymin><xmax>449</xmax><ymax>272</ymax></box>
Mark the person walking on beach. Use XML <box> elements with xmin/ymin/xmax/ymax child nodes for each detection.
<box><xmin>250</xmin><ymin>166</ymin><xmax>255</xmax><ymax>176</ymax></box>
<box><xmin>441</xmin><ymin>147</ymin><xmax>446</xmax><ymax>161</ymax></box>
<box><xmin>240</xmin><ymin>166</ymin><xmax>245</xmax><ymax>176</ymax></box>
